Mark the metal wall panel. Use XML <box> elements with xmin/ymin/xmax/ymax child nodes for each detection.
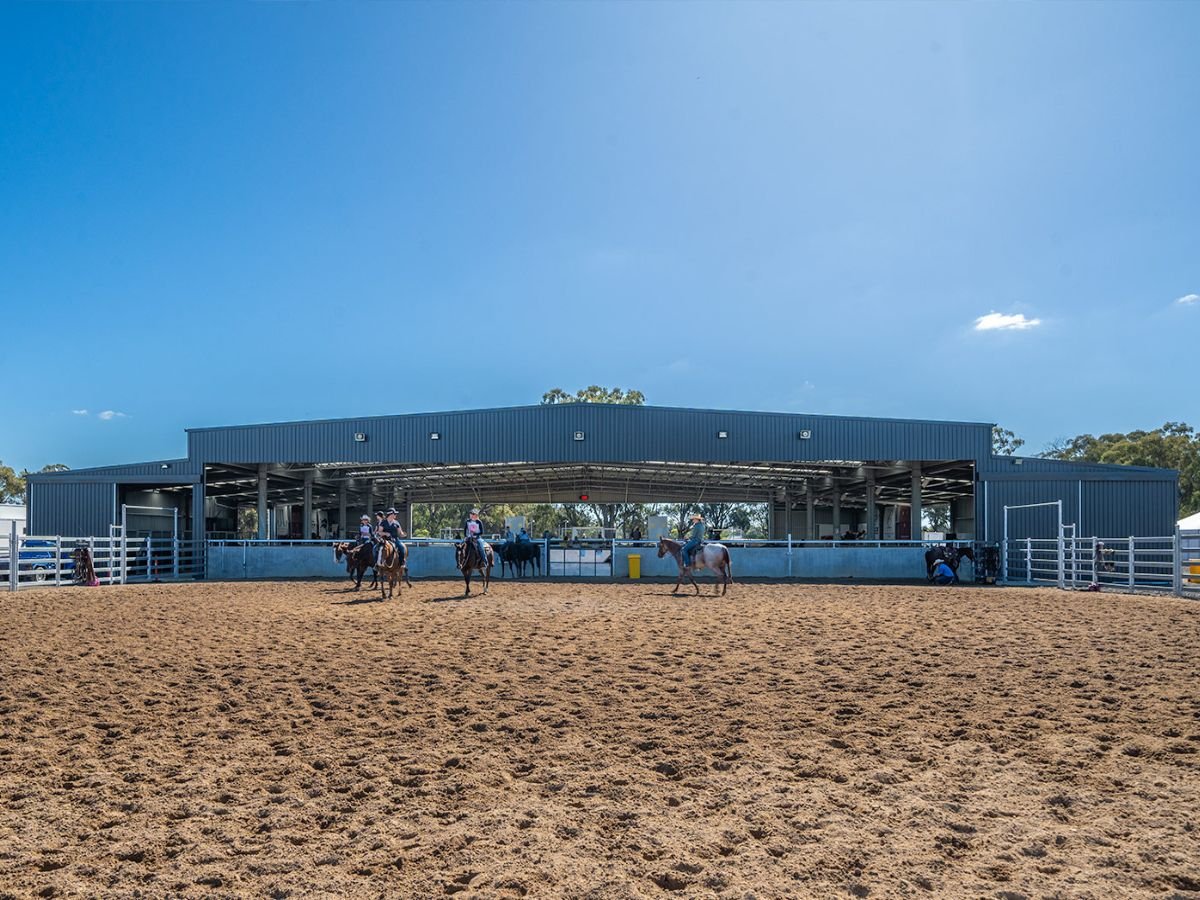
<box><xmin>980</xmin><ymin>476</ymin><xmax>1178</xmax><ymax>542</ymax></box>
<box><xmin>186</xmin><ymin>405</ymin><xmax>995</xmax><ymax>465</ymax></box>
<box><xmin>27</xmin><ymin>481</ymin><xmax>117</xmax><ymax>537</ymax></box>
<box><xmin>1081</xmin><ymin>479</ymin><xmax>1178</xmax><ymax>538</ymax></box>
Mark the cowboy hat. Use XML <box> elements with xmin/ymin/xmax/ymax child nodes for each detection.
<box><xmin>386</xmin><ymin>508</ymin><xmax>398</xmax><ymax>516</ymax></box>
<box><xmin>360</xmin><ymin>515</ymin><xmax>370</xmax><ymax>522</ymax></box>
<box><xmin>690</xmin><ymin>513</ymin><xmax>703</xmax><ymax>520</ymax></box>
<box><xmin>470</xmin><ymin>508</ymin><xmax>481</xmax><ymax>515</ymax></box>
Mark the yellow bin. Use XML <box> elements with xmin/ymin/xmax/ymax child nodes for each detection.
<box><xmin>628</xmin><ymin>554</ymin><xmax>641</xmax><ymax>579</ymax></box>
<box><xmin>1190</xmin><ymin>563</ymin><xmax>1200</xmax><ymax>585</ymax></box>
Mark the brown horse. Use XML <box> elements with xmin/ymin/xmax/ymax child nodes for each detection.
<box><xmin>656</xmin><ymin>537</ymin><xmax>733</xmax><ymax>596</ymax></box>
<box><xmin>374</xmin><ymin>540</ymin><xmax>410</xmax><ymax>600</ymax></box>
<box><xmin>334</xmin><ymin>542</ymin><xmax>377</xmax><ymax>591</ymax></box>
<box><xmin>456</xmin><ymin>539</ymin><xmax>493</xmax><ymax>596</ymax></box>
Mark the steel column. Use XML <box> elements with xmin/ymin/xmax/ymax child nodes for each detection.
<box><xmin>303</xmin><ymin>471</ymin><xmax>314</xmax><ymax>540</ymax></box>
<box><xmin>910</xmin><ymin>463</ymin><xmax>922</xmax><ymax>541</ymax></box>
<box><xmin>257</xmin><ymin>465</ymin><xmax>269</xmax><ymax>540</ymax></box>
<box><xmin>865</xmin><ymin>472</ymin><xmax>877</xmax><ymax>541</ymax></box>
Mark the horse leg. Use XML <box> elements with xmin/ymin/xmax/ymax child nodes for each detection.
<box><xmin>482</xmin><ymin>564</ymin><xmax>491</xmax><ymax>595</ymax></box>
<box><xmin>463</xmin><ymin>570</ymin><xmax>471</xmax><ymax>597</ymax></box>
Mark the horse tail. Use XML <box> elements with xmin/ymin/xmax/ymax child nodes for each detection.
<box><xmin>723</xmin><ymin>547</ymin><xmax>733</xmax><ymax>582</ymax></box>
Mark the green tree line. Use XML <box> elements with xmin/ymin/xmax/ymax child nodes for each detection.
<box><xmin>0</xmin><ymin>462</ymin><xmax>70</xmax><ymax>503</ymax></box>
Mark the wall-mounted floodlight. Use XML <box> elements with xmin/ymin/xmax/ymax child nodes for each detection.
<box><xmin>354</xmin><ymin>432</ymin><xmax>368</xmax><ymax>442</ymax></box>
<box><xmin>798</xmin><ymin>429</ymin><xmax>812</xmax><ymax>440</ymax></box>
<box><xmin>429</xmin><ymin>432</ymin><xmax>441</xmax><ymax>441</ymax></box>
<box><xmin>717</xmin><ymin>430</ymin><xmax>728</xmax><ymax>439</ymax></box>
<box><xmin>160</xmin><ymin>463</ymin><xmax>170</xmax><ymax>470</ymax></box>
<box><xmin>573</xmin><ymin>431</ymin><xmax>585</xmax><ymax>441</ymax></box>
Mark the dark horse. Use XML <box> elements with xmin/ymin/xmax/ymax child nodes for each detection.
<box><xmin>334</xmin><ymin>542</ymin><xmax>377</xmax><ymax>591</ymax></box>
<box><xmin>496</xmin><ymin>541</ymin><xmax>541</xmax><ymax>578</ymax></box>
<box><xmin>456</xmin><ymin>539</ymin><xmax>494</xmax><ymax>596</ymax></box>
<box><xmin>924</xmin><ymin>544</ymin><xmax>976</xmax><ymax>582</ymax></box>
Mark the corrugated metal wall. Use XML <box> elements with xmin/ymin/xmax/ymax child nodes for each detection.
<box><xmin>980</xmin><ymin>476</ymin><xmax>1178</xmax><ymax>541</ymax></box>
<box><xmin>26</xmin><ymin>481</ymin><xmax>117</xmax><ymax>537</ymax></box>
<box><xmin>186</xmin><ymin>405</ymin><xmax>995</xmax><ymax>465</ymax></box>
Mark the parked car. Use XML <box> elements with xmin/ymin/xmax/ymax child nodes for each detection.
<box><xmin>0</xmin><ymin>540</ymin><xmax>74</xmax><ymax>582</ymax></box>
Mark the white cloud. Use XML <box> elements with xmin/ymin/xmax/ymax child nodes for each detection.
<box><xmin>97</xmin><ymin>410</ymin><xmax>128</xmax><ymax>421</ymax></box>
<box><xmin>71</xmin><ymin>409</ymin><xmax>89</xmax><ymax>416</ymax></box>
<box><xmin>974</xmin><ymin>311</ymin><xmax>1042</xmax><ymax>332</ymax></box>
<box><xmin>1177</xmin><ymin>293</ymin><xmax>1199</xmax><ymax>306</ymax></box>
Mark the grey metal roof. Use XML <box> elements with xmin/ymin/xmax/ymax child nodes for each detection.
<box><xmin>185</xmin><ymin>403</ymin><xmax>996</xmax><ymax>466</ymax></box>
<box><xmin>25</xmin><ymin>458</ymin><xmax>199</xmax><ymax>483</ymax></box>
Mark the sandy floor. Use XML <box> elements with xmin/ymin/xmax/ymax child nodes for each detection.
<box><xmin>0</xmin><ymin>579</ymin><xmax>1198</xmax><ymax>899</ymax></box>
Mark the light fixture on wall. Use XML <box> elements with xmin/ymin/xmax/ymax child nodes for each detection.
<box><xmin>573</xmin><ymin>431</ymin><xmax>585</xmax><ymax>441</ymax></box>
<box><xmin>717</xmin><ymin>430</ymin><xmax>728</xmax><ymax>439</ymax></box>
<box><xmin>160</xmin><ymin>463</ymin><xmax>170</xmax><ymax>470</ymax></box>
<box><xmin>429</xmin><ymin>432</ymin><xmax>441</xmax><ymax>440</ymax></box>
<box><xmin>354</xmin><ymin>432</ymin><xmax>368</xmax><ymax>442</ymax></box>
<box><xmin>798</xmin><ymin>430</ymin><xmax>812</xmax><ymax>440</ymax></box>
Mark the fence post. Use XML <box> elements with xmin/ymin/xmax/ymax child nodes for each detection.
<box><xmin>8</xmin><ymin>520</ymin><xmax>16</xmax><ymax>592</ymax></box>
<box><xmin>787</xmin><ymin>533</ymin><xmax>793</xmax><ymax>578</ymax></box>
<box><xmin>1127</xmin><ymin>536</ymin><xmax>1135</xmax><ymax>589</ymax></box>
<box><xmin>1175</xmin><ymin>527</ymin><xmax>1184</xmax><ymax>598</ymax></box>
<box><xmin>1025</xmin><ymin>537</ymin><xmax>1032</xmax><ymax>584</ymax></box>
<box><xmin>1057</xmin><ymin>528</ymin><xmax>1066</xmax><ymax>590</ymax></box>
<box><xmin>55</xmin><ymin>536</ymin><xmax>62</xmax><ymax>587</ymax></box>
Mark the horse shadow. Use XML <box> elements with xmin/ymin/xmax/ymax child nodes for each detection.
<box><xmin>423</xmin><ymin>592</ymin><xmax>480</xmax><ymax>604</ymax></box>
<box><xmin>326</xmin><ymin>589</ymin><xmax>386</xmax><ymax>605</ymax></box>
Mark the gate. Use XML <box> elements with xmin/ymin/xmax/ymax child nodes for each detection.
<box><xmin>547</xmin><ymin>538</ymin><xmax>613</xmax><ymax>577</ymax></box>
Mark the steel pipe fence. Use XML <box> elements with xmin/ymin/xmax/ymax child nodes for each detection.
<box><xmin>4</xmin><ymin>521</ymin><xmax>203</xmax><ymax>591</ymax></box>
<box><xmin>1001</xmin><ymin>529</ymin><xmax>1194</xmax><ymax>597</ymax></box>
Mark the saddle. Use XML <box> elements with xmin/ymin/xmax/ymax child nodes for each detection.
<box><xmin>378</xmin><ymin>539</ymin><xmax>405</xmax><ymax>569</ymax></box>
<box><xmin>459</xmin><ymin>540</ymin><xmax>488</xmax><ymax>569</ymax></box>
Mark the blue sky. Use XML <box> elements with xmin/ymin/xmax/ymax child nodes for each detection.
<box><xmin>1</xmin><ymin>2</ymin><xmax>1196</xmax><ymax>473</ymax></box>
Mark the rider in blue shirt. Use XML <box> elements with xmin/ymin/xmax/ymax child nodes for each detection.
<box><xmin>516</xmin><ymin>527</ymin><xmax>531</xmax><ymax>544</ymax></box>
<box><xmin>932</xmin><ymin>559</ymin><xmax>955</xmax><ymax>585</ymax></box>
<box><xmin>681</xmin><ymin>513</ymin><xmax>705</xmax><ymax>567</ymax></box>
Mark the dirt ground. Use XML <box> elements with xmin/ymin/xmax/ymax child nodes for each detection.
<box><xmin>0</xmin><ymin>579</ymin><xmax>1197</xmax><ymax>899</ymax></box>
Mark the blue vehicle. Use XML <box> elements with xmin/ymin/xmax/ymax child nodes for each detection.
<box><xmin>0</xmin><ymin>540</ymin><xmax>74</xmax><ymax>583</ymax></box>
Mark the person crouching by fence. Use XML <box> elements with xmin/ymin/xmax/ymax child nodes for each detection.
<box><xmin>931</xmin><ymin>559</ymin><xmax>955</xmax><ymax>585</ymax></box>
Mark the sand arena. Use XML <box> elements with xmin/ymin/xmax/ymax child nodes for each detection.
<box><xmin>1</xmin><ymin>580</ymin><xmax>1197</xmax><ymax>898</ymax></box>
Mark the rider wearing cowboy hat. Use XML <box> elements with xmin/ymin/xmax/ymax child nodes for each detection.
<box><xmin>376</xmin><ymin>508</ymin><xmax>407</xmax><ymax>566</ymax></box>
<box><xmin>681</xmin><ymin>512</ymin><xmax>705</xmax><ymax>568</ymax></box>
<box><xmin>463</xmin><ymin>508</ymin><xmax>486</xmax><ymax>565</ymax></box>
<box><xmin>357</xmin><ymin>514</ymin><xmax>372</xmax><ymax>544</ymax></box>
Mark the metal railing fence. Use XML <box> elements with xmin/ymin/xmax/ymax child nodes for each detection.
<box><xmin>4</xmin><ymin>521</ymin><xmax>203</xmax><ymax>591</ymax></box>
<box><xmin>1002</xmin><ymin>528</ymin><xmax>1195</xmax><ymax>597</ymax></box>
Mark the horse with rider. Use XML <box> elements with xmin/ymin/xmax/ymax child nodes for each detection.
<box><xmin>332</xmin><ymin>508</ymin><xmax>410</xmax><ymax>597</ymax></box>
<box><xmin>457</xmin><ymin>507</ymin><xmax>494</xmax><ymax>595</ymax></box>
<box><xmin>656</xmin><ymin>512</ymin><xmax>734</xmax><ymax>595</ymax></box>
